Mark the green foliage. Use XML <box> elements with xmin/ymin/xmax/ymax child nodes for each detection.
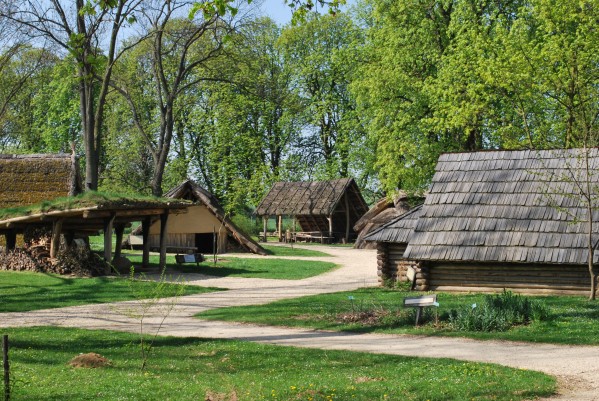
<box><xmin>230</xmin><ymin>213</ymin><xmax>260</xmax><ymax>236</ymax></box>
<box><xmin>2</xmin><ymin>326</ymin><xmax>555</xmax><ymax>400</ymax></box>
<box><xmin>448</xmin><ymin>291</ymin><xmax>550</xmax><ymax>332</ymax></box>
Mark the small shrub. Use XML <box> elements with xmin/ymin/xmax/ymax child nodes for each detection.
<box><xmin>230</xmin><ymin>214</ymin><xmax>260</xmax><ymax>236</ymax></box>
<box><xmin>448</xmin><ymin>290</ymin><xmax>549</xmax><ymax>332</ymax></box>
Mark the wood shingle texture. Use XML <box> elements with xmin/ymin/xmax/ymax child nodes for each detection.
<box><xmin>255</xmin><ymin>178</ymin><xmax>368</xmax><ymax>240</ymax></box>
<box><xmin>404</xmin><ymin>149</ymin><xmax>599</xmax><ymax>265</ymax></box>
<box><xmin>0</xmin><ymin>153</ymin><xmax>81</xmax><ymax>208</ymax></box>
<box><xmin>371</xmin><ymin>148</ymin><xmax>599</xmax><ymax>295</ymax></box>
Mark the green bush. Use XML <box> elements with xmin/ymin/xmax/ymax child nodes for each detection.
<box><xmin>448</xmin><ymin>290</ymin><xmax>549</xmax><ymax>332</ymax></box>
<box><xmin>231</xmin><ymin>214</ymin><xmax>260</xmax><ymax>236</ymax></box>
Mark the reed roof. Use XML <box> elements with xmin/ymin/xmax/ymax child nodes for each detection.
<box><xmin>0</xmin><ymin>153</ymin><xmax>81</xmax><ymax>209</ymax></box>
<box><xmin>255</xmin><ymin>178</ymin><xmax>368</xmax><ymax>218</ymax></box>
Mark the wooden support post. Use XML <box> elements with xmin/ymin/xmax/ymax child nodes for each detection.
<box><xmin>159</xmin><ymin>211</ymin><xmax>169</xmax><ymax>271</ymax></box>
<box><xmin>344</xmin><ymin>193</ymin><xmax>350</xmax><ymax>244</ymax></box>
<box><xmin>50</xmin><ymin>219</ymin><xmax>63</xmax><ymax>259</ymax></box>
<box><xmin>113</xmin><ymin>224</ymin><xmax>125</xmax><ymax>260</ymax></box>
<box><xmin>142</xmin><ymin>217</ymin><xmax>151</xmax><ymax>269</ymax></box>
<box><xmin>4</xmin><ymin>231</ymin><xmax>16</xmax><ymax>254</ymax></box>
<box><xmin>3</xmin><ymin>334</ymin><xmax>8</xmax><ymax>401</ymax></box>
<box><xmin>277</xmin><ymin>215</ymin><xmax>282</xmax><ymax>242</ymax></box>
<box><xmin>103</xmin><ymin>214</ymin><xmax>116</xmax><ymax>275</ymax></box>
<box><xmin>328</xmin><ymin>214</ymin><xmax>333</xmax><ymax>238</ymax></box>
<box><xmin>262</xmin><ymin>216</ymin><xmax>268</xmax><ymax>243</ymax></box>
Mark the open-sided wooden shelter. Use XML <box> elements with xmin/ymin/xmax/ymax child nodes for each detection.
<box><xmin>127</xmin><ymin>180</ymin><xmax>266</xmax><ymax>255</ymax></box>
<box><xmin>366</xmin><ymin>149</ymin><xmax>599</xmax><ymax>296</ymax></box>
<box><xmin>255</xmin><ymin>178</ymin><xmax>368</xmax><ymax>243</ymax></box>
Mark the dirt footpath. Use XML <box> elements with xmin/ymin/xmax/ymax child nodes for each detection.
<box><xmin>1</xmin><ymin>245</ymin><xmax>598</xmax><ymax>400</ymax></box>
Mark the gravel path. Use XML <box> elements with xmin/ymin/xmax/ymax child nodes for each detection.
<box><xmin>2</xmin><ymin>244</ymin><xmax>598</xmax><ymax>400</ymax></box>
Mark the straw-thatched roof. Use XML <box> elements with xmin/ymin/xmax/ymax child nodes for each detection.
<box><xmin>0</xmin><ymin>153</ymin><xmax>81</xmax><ymax>208</ymax></box>
<box><xmin>353</xmin><ymin>193</ymin><xmax>423</xmax><ymax>249</ymax></box>
<box><xmin>256</xmin><ymin>178</ymin><xmax>368</xmax><ymax>218</ymax></box>
<box><xmin>403</xmin><ymin>148</ymin><xmax>599</xmax><ymax>265</ymax></box>
<box><xmin>363</xmin><ymin>205</ymin><xmax>423</xmax><ymax>244</ymax></box>
<box><xmin>137</xmin><ymin>180</ymin><xmax>266</xmax><ymax>255</ymax></box>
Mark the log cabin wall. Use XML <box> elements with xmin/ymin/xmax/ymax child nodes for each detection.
<box><xmin>377</xmin><ymin>242</ymin><xmax>428</xmax><ymax>290</ymax></box>
<box><xmin>427</xmin><ymin>261</ymin><xmax>595</xmax><ymax>296</ymax></box>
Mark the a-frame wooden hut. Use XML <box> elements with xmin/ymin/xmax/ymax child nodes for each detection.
<box><xmin>128</xmin><ymin>180</ymin><xmax>266</xmax><ymax>255</ymax></box>
<box><xmin>255</xmin><ymin>178</ymin><xmax>368</xmax><ymax>243</ymax></box>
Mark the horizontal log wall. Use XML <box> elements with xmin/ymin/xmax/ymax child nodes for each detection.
<box><xmin>377</xmin><ymin>243</ymin><xmax>428</xmax><ymax>290</ymax></box>
<box><xmin>428</xmin><ymin>262</ymin><xmax>596</xmax><ymax>296</ymax></box>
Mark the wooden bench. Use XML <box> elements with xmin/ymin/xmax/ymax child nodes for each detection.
<box><xmin>175</xmin><ymin>253</ymin><xmax>204</xmax><ymax>267</ymax></box>
<box><xmin>403</xmin><ymin>294</ymin><xmax>439</xmax><ymax>326</ymax></box>
<box><xmin>295</xmin><ymin>231</ymin><xmax>333</xmax><ymax>244</ymax></box>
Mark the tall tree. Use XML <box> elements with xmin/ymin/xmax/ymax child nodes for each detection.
<box><xmin>1</xmin><ymin>0</ymin><xmax>143</xmax><ymax>190</ymax></box>
<box><xmin>111</xmin><ymin>0</ymin><xmax>234</xmax><ymax>196</ymax></box>
<box><xmin>280</xmin><ymin>12</ymin><xmax>365</xmax><ymax>179</ymax></box>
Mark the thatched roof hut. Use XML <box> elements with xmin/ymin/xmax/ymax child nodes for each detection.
<box><xmin>128</xmin><ymin>180</ymin><xmax>266</xmax><ymax>255</ymax></box>
<box><xmin>369</xmin><ymin>148</ymin><xmax>599</xmax><ymax>296</ymax></box>
<box><xmin>255</xmin><ymin>178</ymin><xmax>368</xmax><ymax>243</ymax></box>
<box><xmin>0</xmin><ymin>153</ymin><xmax>81</xmax><ymax>208</ymax></box>
<box><xmin>353</xmin><ymin>192</ymin><xmax>423</xmax><ymax>249</ymax></box>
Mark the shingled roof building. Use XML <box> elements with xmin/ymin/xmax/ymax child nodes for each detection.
<box><xmin>255</xmin><ymin>178</ymin><xmax>368</xmax><ymax>243</ymax></box>
<box><xmin>366</xmin><ymin>149</ymin><xmax>599</xmax><ymax>296</ymax></box>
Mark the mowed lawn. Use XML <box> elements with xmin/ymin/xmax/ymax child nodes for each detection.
<box><xmin>196</xmin><ymin>287</ymin><xmax>599</xmax><ymax>345</ymax></box>
<box><xmin>0</xmin><ymin>270</ymin><xmax>219</xmax><ymax>313</ymax></box>
<box><xmin>0</xmin><ymin>327</ymin><xmax>555</xmax><ymax>401</ymax></box>
<box><xmin>124</xmin><ymin>253</ymin><xmax>338</xmax><ymax>280</ymax></box>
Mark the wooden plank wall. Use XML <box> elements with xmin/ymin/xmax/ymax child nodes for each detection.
<box><xmin>428</xmin><ymin>262</ymin><xmax>594</xmax><ymax>296</ymax></box>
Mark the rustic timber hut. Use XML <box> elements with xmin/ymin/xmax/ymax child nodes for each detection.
<box><xmin>255</xmin><ymin>178</ymin><xmax>368</xmax><ymax>243</ymax></box>
<box><xmin>0</xmin><ymin>153</ymin><xmax>81</xmax><ymax>209</ymax></box>
<box><xmin>364</xmin><ymin>205</ymin><xmax>424</xmax><ymax>286</ymax></box>
<box><xmin>353</xmin><ymin>192</ymin><xmax>423</xmax><ymax>249</ymax></box>
<box><xmin>127</xmin><ymin>180</ymin><xmax>266</xmax><ymax>255</ymax></box>
<box><xmin>369</xmin><ymin>149</ymin><xmax>599</xmax><ymax>296</ymax></box>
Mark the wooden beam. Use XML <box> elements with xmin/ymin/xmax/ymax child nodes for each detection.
<box><xmin>103</xmin><ymin>213</ymin><xmax>116</xmax><ymax>274</ymax></box>
<box><xmin>4</xmin><ymin>230</ymin><xmax>16</xmax><ymax>254</ymax></box>
<box><xmin>113</xmin><ymin>224</ymin><xmax>125</xmax><ymax>261</ymax></box>
<box><xmin>345</xmin><ymin>193</ymin><xmax>350</xmax><ymax>243</ymax></box>
<box><xmin>262</xmin><ymin>216</ymin><xmax>268</xmax><ymax>243</ymax></box>
<box><xmin>142</xmin><ymin>217</ymin><xmax>151</xmax><ymax>269</ymax></box>
<box><xmin>159</xmin><ymin>211</ymin><xmax>169</xmax><ymax>271</ymax></box>
<box><xmin>277</xmin><ymin>215</ymin><xmax>282</xmax><ymax>242</ymax></box>
<box><xmin>50</xmin><ymin>219</ymin><xmax>63</xmax><ymax>259</ymax></box>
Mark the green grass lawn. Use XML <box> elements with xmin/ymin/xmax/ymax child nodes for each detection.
<box><xmin>0</xmin><ymin>326</ymin><xmax>555</xmax><ymax>401</ymax></box>
<box><xmin>260</xmin><ymin>243</ymin><xmax>331</xmax><ymax>257</ymax></box>
<box><xmin>124</xmin><ymin>252</ymin><xmax>337</xmax><ymax>280</ymax></box>
<box><xmin>196</xmin><ymin>287</ymin><xmax>599</xmax><ymax>345</ymax></box>
<box><xmin>0</xmin><ymin>270</ymin><xmax>219</xmax><ymax>313</ymax></box>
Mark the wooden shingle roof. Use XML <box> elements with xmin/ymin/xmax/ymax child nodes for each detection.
<box><xmin>255</xmin><ymin>178</ymin><xmax>368</xmax><ymax>217</ymax></box>
<box><xmin>363</xmin><ymin>205</ymin><xmax>423</xmax><ymax>244</ymax></box>
<box><xmin>403</xmin><ymin>149</ymin><xmax>599</xmax><ymax>265</ymax></box>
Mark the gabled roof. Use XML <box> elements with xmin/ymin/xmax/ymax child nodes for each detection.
<box><xmin>162</xmin><ymin>180</ymin><xmax>267</xmax><ymax>255</ymax></box>
<box><xmin>403</xmin><ymin>149</ymin><xmax>599</xmax><ymax>265</ymax></box>
<box><xmin>0</xmin><ymin>153</ymin><xmax>81</xmax><ymax>208</ymax></box>
<box><xmin>363</xmin><ymin>205</ymin><xmax>423</xmax><ymax>244</ymax></box>
<box><xmin>255</xmin><ymin>178</ymin><xmax>368</xmax><ymax>217</ymax></box>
